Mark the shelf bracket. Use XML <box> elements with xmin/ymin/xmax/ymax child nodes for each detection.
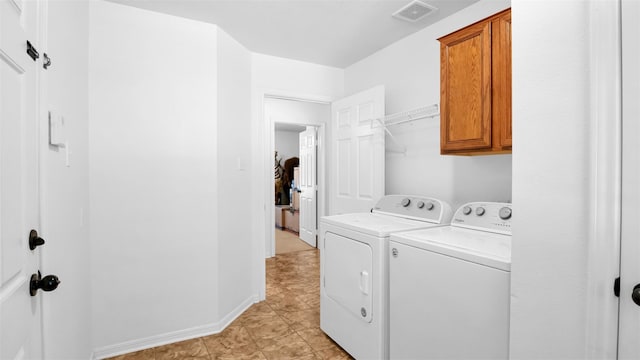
<box><xmin>371</xmin><ymin>104</ymin><xmax>440</xmax><ymax>154</ymax></box>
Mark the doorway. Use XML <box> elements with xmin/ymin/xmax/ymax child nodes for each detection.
<box><xmin>274</xmin><ymin>122</ymin><xmax>316</xmax><ymax>253</ymax></box>
<box><xmin>264</xmin><ymin>96</ymin><xmax>330</xmax><ymax>257</ymax></box>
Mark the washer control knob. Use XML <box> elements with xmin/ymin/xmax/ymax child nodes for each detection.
<box><xmin>499</xmin><ymin>207</ymin><xmax>512</xmax><ymax>220</ymax></box>
<box><xmin>476</xmin><ymin>207</ymin><xmax>486</xmax><ymax>216</ymax></box>
<box><xmin>401</xmin><ymin>198</ymin><xmax>411</xmax><ymax>207</ymax></box>
<box><xmin>462</xmin><ymin>206</ymin><xmax>472</xmax><ymax>215</ymax></box>
<box><xmin>425</xmin><ymin>202</ymin><xmax>435</xmax><ymax>211</ymax></box>
<box><xmin>416</xmin><ymin>201</ymin><xmax>425</xmax><ymax>209</ymax></box>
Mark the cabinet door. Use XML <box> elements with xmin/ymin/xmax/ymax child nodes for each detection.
<box><xmin>440</xmin><ymin>20</ymin><xmax>492</xmax><ymax>152</ymax></box>
<box><xmin>493</xmin><ymin>10</ymin><xmax>512</xmax><ymax>149</ymax></box>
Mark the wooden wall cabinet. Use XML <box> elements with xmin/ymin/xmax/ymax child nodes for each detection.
<box><xmin>439</xmin><ymin>9</ymin><xmax>511</xmax><ymax>155</ymax></box>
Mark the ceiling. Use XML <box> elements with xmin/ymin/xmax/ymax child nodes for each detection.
<box><xmin>106</xmin><ymin>0</ymin><xmax>479</xmax><ymax>68</ymax></box>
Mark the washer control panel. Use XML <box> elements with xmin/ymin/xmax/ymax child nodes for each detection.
<box><xmin>372</xmin><ymin>195</ymin><xmax>453</xmax><ymax>224</ymax></box>
<box><xmin>451</xmin><ymin>202</ymin><xmax>512</xmax><ymax>235</ymax></box>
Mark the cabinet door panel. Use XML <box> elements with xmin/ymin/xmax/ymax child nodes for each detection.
<box><xmin>493</xmin><ymin>11</ymin><xmax>512</xmax><ymax>149</ymax></box>
<box><xmin>440</xmin><ymin>21</ymin><xmax>492</xmax><ymax>152</ymax></box>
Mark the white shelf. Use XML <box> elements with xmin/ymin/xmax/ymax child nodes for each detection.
<box><xmin>376</xmin><ymin>104</ymin><xmax>440</xmax><ymax>127</ymax></box>
<box><xmin>372</xmin><ymin>104</ymin><xmax>440</xmax><ymax>154</ymax></box>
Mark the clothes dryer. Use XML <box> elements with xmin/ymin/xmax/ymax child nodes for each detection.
<box><xmin>389</xmin><ymin>202</ymin><xmax>512</xmax><ymax>359</ymax></box>
<box><xmin>319</xmin><ymin>195</ymin><xmax>453</xmax><ymax>359</ymax></box>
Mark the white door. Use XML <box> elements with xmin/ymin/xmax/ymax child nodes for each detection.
<box><xmin>0</xmin><ymin>0</ymin><xmax>44</xmax><ymax>359</ymax></box>
<box><xmin>299</xmin><ymin>127</ymin><xmax>317</xmax><ymax>247</ymax></box>
<box><xmin>330</xmin><ymin>86</ymin><xmax>385</xmax><ymax>215</ymax></box>
<box><xmin>619</xmin><ymin>0</ymin><xmax>640</xmax><ymax>357</ymax></box>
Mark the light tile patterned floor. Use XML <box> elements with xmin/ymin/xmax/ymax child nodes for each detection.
<box><xmin>107</xmin><ymin>249</ymin><xmax>352</xmax><ymax>360</ymax></box>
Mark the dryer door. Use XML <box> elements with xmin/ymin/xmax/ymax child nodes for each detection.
<box><xmin>324</xmin><ymin>232</ymin><xmax>373</xmax><ymax>323</ymax></box>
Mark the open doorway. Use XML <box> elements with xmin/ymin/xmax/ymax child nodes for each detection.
<box><xmin>274</xmin><ymin>122</ymin><xmax>315</xmax><ymax>253</ymax></box>
<box><xmin>264</xmin><ymin>97</ymin><xmax>330</xmax><ymax>257</ymax></box>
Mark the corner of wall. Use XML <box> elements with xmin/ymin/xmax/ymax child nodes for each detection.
<box><xmin>215</xmin><ymin>27</ymin><xmax>255</xmax><ymax>318</ymax></box>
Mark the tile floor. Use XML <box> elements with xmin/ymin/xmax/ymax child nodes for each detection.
<box><xmin>108</xmin><ymin>249</ymin><xmax>352</xmax><ymax>360</ymax></box>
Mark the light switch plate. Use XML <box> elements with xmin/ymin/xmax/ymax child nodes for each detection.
<box><xmin>48</xmin><ymin>111</ymin><xmax>65</xmax><ymax>147</ymax></box>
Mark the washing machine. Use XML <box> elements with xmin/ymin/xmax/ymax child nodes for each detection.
<box><xmin>319</xmin><ymin>195</ymin><xmax>453</xmax><ymax>360</ymax></box>
<box><xmin>388</xmin><ymin>202</ymin><xmax>512</xmax><ymax>359</ymax></box>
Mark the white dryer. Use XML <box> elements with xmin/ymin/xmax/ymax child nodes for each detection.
<box><xmin>319</xmin><ymin>195</ymin><xmax>453</xmax><ymax>360</ymax></box>
<box><xmin>389</xmin><ymin>202</ymin><xmax>512</xmax><ymax>360</ymax></box>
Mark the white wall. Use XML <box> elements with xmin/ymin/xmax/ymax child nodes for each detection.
<box><xmin>267</xmin><ymin>98</ymin><xmax>330</xmax><ymax>125</ymax></box>
<box><xmin>41</xmin><ymin>0</ymin><xmax>91</xmax><ymax>358</ymax></box>
<box><xmin>510</xmin><ymin>1</ymin><xmax>594</xmax><ymax>358</ymax></box>
<box><xmin>274</xmin><ymin>130</ymin><xmax>300</xmax><ymax>162</ymax></box>
<box><xmin>215</xmin><ymin>28</ymin><xmax>255</xmax><ymax>320</ymax></box>
<box><xmin>270</xmin><ymin>98</ymin><xmax>332</xmax><ymax>162</ymax></box>
<box><xmin>252</xmin><ymin>53</ymin><xmax>344</xmax><ymax>99</ymax></box>
<box><xmin>89</xmin><ymin>1</ymin><xmax>220</xmax><ymax>353</ymax></box>
<box><xmin>344</xmin><ymin>0</ymin><xmax>512</xmax><ymax>208</ymax></box>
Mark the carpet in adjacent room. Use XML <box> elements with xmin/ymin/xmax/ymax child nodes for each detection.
<box><xmin>275</xmin><ymin>228</ymin><xmax>314</xmax><ymax>254</ymax></box>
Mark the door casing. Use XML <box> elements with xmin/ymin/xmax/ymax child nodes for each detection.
<box><xmin>260</xmin><ymin>91</ymin><xmax>330</xmax><ymax>263</ymax></box>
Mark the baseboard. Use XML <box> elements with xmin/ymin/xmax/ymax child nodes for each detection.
<box><xmin>91</xmin><ymin>294</ymin><xmax>259</xmax><ymax>360</ymax></box>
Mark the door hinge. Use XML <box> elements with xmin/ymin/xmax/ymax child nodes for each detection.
<box><xmin>614</xmin><ymin>277</ymin><xmax>620</xmax><ymax>297</ymax></box>
<box><xmin>26</xmin><ymin>40</ymin><xmax>39</xmax><ymax>61</ymax></box>
<box><xmin>43</xmin><ymin>53</ymin><xmax>51</xmax><ymax>69</ymax></box>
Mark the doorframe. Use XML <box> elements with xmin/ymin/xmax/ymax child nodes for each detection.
<box><xmin>251</xmin><ymin>88</ymin><xmax>333</xmax><ymax>301</ymax></box>
<box><xmin>262</xmin><ymin>92</ymin><xmax>330</xmax><ymax>258</ymax></box>
<box><xmin>584</xmin><ymin>0</ymin><xmax>622</xmax><ymax>358</ymax></box>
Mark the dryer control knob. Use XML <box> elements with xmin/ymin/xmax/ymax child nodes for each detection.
<box><xmin>401</xmin><ymin>198</ymin><xmax>411</xmax><ymax>207</ymax></box>
<box><xmin>462</xmin><ymin>206</ymin><xmax>472</xmax><ymax>215</ymax></box>
<box><xmin>476</xmin><ymin>207</ymin><xmax>486</xmax><ymax>216</ymax></box>
<box><xmin>416</xmin><ymin>201</ymin><xmax>425</xmax><ymax>209</ymax></box>
<box><xmin>425</xmin><ymin>202</ymin><xmax>435</xmax><ymax>211</ymax></box>
<box><xmin>499</xmin><ymin>207</ymin><xmax>512</xmax><ymax>220</ymax></box>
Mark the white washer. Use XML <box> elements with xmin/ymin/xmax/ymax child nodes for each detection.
<box><xmin>319</xmin><ymin>195</ymin><xmax>453</xmax><ymax>360</ymax></box>
<box><xmin>389</xmin><ymin>202</ymin><xmax>512</xmax><ymax>360</ymax></box>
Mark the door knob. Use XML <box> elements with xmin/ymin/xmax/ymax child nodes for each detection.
<box><xmin>29</xmin><ymin>230</ymin><xmax>45</xmax><ymax>250</ymax></box>
<box><xmin>30</xmin><ymin>271</ymin><xmax>60</xmax><ymax>296</ymax></box>
<box><xmin>632</xmin><ymin>284</ymin><xmax>640</xmax><ymax>306</ymax></box>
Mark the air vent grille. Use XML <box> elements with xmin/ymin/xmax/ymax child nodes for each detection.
<box><xmin>393</xmin><ymin>0</ymin><xmax>437</xmax><ymax>22</ymax></box>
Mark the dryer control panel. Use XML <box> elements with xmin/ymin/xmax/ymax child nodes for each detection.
<box><xmin>372</xmin><ymin>195</ymin><xmax>453</xmax><ymax>224</ymax></box>
<box><xmin>451</xmin><ymin>202</ymin><xmax>512</xmax><ymax>235</ymax></box>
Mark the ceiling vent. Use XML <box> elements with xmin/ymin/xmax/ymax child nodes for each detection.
<box><xmin>392</xmin><ymin>0</ymin><xmax>438</xmax><ymax>22</ymax></box>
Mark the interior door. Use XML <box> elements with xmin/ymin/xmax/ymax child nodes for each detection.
<box><xmin>0</xmin><ymin>0</ymin><xmax>44</xmax><ymax>359</ymax></box>
<box><xmin>299</xmin><ymin>127</ymin><xmax>317</xmax><ymax>247</ymax></box>
<box><xmin>330</xmin><ymin>86</ymin><xmax>385</xmax><ymax>215</ymax></box>
<box><xmin>619</xmin><ymin>0</ymin><xmax>640</xmax><ymax>357</ymax></box>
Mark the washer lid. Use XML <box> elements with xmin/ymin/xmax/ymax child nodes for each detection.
<box><xmin>390</xmin><ymin>226</ymin><xmax>512</xmax><ymax>271</ymax></box>
<box><xmin>320</xmin><ymin>212</ymin><xmax>443</xmax><ymax>237</ymax></box>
